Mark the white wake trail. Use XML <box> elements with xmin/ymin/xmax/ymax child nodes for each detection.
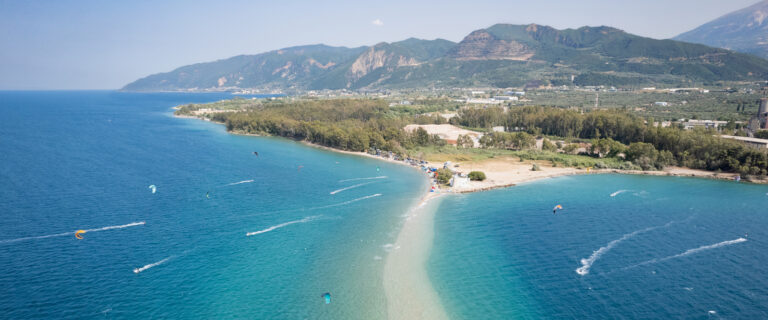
<box><xmin>338</xmin><ymin>176</ymin><xmax>387</xmax><ymax>183</ymax></box>
<box><xmin>84</xmin><ymin>221</ymin><xmax>146</xmax><ymax>232</ymax></box>
<box><xmin>576</xmin><ymin>220</ymin><xmax>676</xmax><ymax>276</ymax></box>
<box><xmin>237</xmin><ymin>194</ymin><xmax>382</xmax><ymax>219</ymax></box>
<box><xmin>246</xmin><ymin>216</ymin><xmax>322</xmax><ymax>236</ymax></box>
<box><xmin>330</xmin><ymin>182</ymin><xmax>375</xmax><ymax>195</ymax></box>
<box><xmin>133</xmin><ymin>256</ymin><xmax>173</xmax><ymax>274</ymax></box>
<box><xmin>610</xmin><ymin>190</ymin><xmax>629</xmax><ymax>197</ymax></box>
<box><xmin>224</xmin><ymin>179</ymin><xmax>254</xmax><ymax>186</ymax></box>
<box><xmin>321</xmin><ymin>193</ymin><xmax>382</xmax><ymax>208</ymax></box>
<box><xmin>625</xmin><ymin>238</ymin><xmax>747</xmax><ymax>270</ymax></box>
<box><xmin>0</xmin><ymin>232</ymin><xmax>73</xmax><ymax>244</ymax></box>
<box><xmin>0</xmin><ymin>221</ymin><xmax>146</xmax><ymax>245</ymax></box>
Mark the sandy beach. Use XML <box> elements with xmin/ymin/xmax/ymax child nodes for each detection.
<box><xmin>445</xmin><ymin>156</ymin><xmax>747</xmax><ymax>193</ymax></box>
<box><xmin>383</xmin><ymin>192</ymin><xmax>449</xmax><ymax>320</ymax></box>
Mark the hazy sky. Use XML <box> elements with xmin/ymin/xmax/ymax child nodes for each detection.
<box><xmin>0</xmin><ymin>0</ymin><xmax>760</xmax><ymax>89</ymax></box>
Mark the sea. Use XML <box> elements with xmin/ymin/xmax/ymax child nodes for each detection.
<box><xmin>0</xmin><ymin>91</ymin><xmax>425</xmax><ymax>319</ymax></box>
<box><xmin>429</xmin><ymin>174</ymin><xmax>768</xmax><ymax>319</ymax></box>
<box><xmin>1</xmin><ymin>91</ymin><xmax>767</xmax><ymax>319</ymax></box>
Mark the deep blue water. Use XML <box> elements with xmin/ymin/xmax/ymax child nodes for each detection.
<box><xmin>430</xmin><ymin>174</ymin><xmax>768</xmax><ymax>319</ymax></box>
<box><xmin>0</xmin><ymin>91</ymin><xmax>425</xmax><ymax>319</ymax></box>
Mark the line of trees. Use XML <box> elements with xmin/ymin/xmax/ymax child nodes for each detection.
<box><xmin>452</xmin><ymin>106</ymin><xmax>768</xmax><ymax>177</ymax></box>
<box><xmin>206</xmin><ymin>99</ymin><xmax>444</xmax><ymax>155</ymax></box>
<box><xmin>180</xmin><ymin>99</ymin><xmax>767</xmax><ymax>178</ymax></box>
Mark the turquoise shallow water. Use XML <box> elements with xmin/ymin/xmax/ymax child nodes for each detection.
<box><xmin>0</xmin><ymin>91</ymin><xmax>425</xmax><ymax>319</ymax></box>
<box><xmin>429</xmin><ymin>174</ymin><xmax>768</xmax><ymax>319</ymax></box>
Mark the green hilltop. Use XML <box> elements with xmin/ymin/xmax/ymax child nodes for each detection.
<box><xmin>123</xmin><ymin>23</ymin><xmax>768</xmax><ymax>91</ymax></box>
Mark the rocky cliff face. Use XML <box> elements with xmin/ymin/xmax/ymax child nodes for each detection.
<box><xmin>347</xmin><ymin>45</ymin><xmax>420</xmax><ymax>82</ymax></box>
<box><xmin>447</xmin><ymin>30</ymin><xmax>534</xmax><ymax>60</ymax></box>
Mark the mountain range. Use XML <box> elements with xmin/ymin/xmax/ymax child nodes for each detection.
<box><xmin>123</xmin><ymin>23</ymin><xmax>768</xmax><ymax>92</ymax></box>
<box><xmin>674</xmin><ymin>0</ymin><xmax>768</xmax><ymax>59</ymax></box>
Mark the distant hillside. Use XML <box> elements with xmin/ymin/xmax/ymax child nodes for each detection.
<box><xmin>674</xmin><ymin>1</ymin><xmax>768</xmax><ymax>59</ymax></box>
<box><xmin>123</xmin><ymin>24</ymin><xmax>768</xmax><ymax>91</ymax></box>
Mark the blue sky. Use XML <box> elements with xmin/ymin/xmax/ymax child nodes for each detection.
<box><xmin>0</xmin><ymin>0</ymin><xmax>760</xmax><ymax>89</ymax></box>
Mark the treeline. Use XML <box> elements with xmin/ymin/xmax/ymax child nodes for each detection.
<box><xmin>203</xmin><ymin>99</ymin><xmax>443</xmax><ymax>154</ymax></box>
<box><xmin>452</xmin><ymin>106</ymin><xmax>768</xmax><ymax>176</ymax></box>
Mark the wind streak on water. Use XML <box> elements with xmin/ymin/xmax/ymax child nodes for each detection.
<box><xmin>576</xmin><ymin>219</ymin><xmax>678</xmax><ymax>276</ymax></box>
<box><xmin>0</xmin><ymin>221</ymin><xmax>146</xmax><ymax>245</ymax></box>
<box><xmin>623</xmin><ymin>238</ymin><xmax>747</xmax><ymax>270</ymax></box>
<box><xmin>330</xmin><ymin>182</ymin><xmax>375</xmax><ymax>195</ymax></box>
<box><xmin>338</xmin><ymin>176</ymin><xmax>387</xmax><ymax>183</ymax></box>
<box><xmin>246</xmin><ymin>216</ymin><xmax>322</xmax><ymax>236</ymax></box>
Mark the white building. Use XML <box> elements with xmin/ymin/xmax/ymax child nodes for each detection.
<box><xmin>467</xmin><ymin>98</ymin><xmax>502</xmax><ymax>104</ymax></box>
<box><xmin>682</xmin><ymin>119</ymin><xmax>728</xmax><ymax>130</ymax></box>
<box><xmin>493</xmin><ymin>96</ymin><xmax>519</xmax><ymax>101</ymax></box>
<box><xmin>720</xmin><ymin>135</ymin><xmax>768</xmax><ymax>149</ymax></box>
<box><xmin>450</xmin><ymin>174</ymin><xmax>471</xmax><ymax>189</ymax></box>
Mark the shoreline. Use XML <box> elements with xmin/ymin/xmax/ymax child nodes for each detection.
<box><xmin>174</xmin><ymin>112</ymin><xmax>764</xmax><ymax>320</ymax></box>
<box><xmin>175</xmin><ymin>112</ymin><xmax>764</xmax><ymax>193</ymax></box>
<box><xmin>383</xmin><ymin>191</ymin><xmax>449</xmax><ymax>320</ymax></box>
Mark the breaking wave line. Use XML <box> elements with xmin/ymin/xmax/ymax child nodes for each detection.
<box><xmin>338</xmin><ymin>176</ymin><xmax>387</xmax><ymax>183</ymax></box>
<box><xmin>624</xmin><ymin>238</ymin><xmax>747</xmax><ymax>270</ymax></box>
<box><xmin>0</xmin><ymin>221</ymin><xmax>146</xmax><ymax>245</ymax></box>
<box><xmin>576</xmin><ymin>220</ymin><xmax>677</xmax><ymax>276</ymax></box>
<box><xmin>246</xmin><ymin>215</ymin><xmax>322</xmax><ymax>236</ymax></box>
<box><xmin>330</xmin><ymin>182</ymin><xmax>375</xmax><ymax>195</ymax></box>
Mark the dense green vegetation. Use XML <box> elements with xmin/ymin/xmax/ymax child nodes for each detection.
<box><xmin>468</xmin><ymin>171</ymin><xmax>486</xmax><ymax>181</ymax></box>
<box><xmin>510</xmin><ymin>90</ymin><xmax>763</xmax><ymax>121</ymax></box>
<box><xmin>451</xmin><ymin>106</ymin><xmax>767</xmax><ymax>177</ymax></box>
<box><xmin>176</xmin><ymin>99</ymin><xmax>444</xmax><ymax>154</ymax></box>
<box><xmin>176</xmin><ymin>98</ymin><xmax>767</xmax><ymax>179</ymax></box>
